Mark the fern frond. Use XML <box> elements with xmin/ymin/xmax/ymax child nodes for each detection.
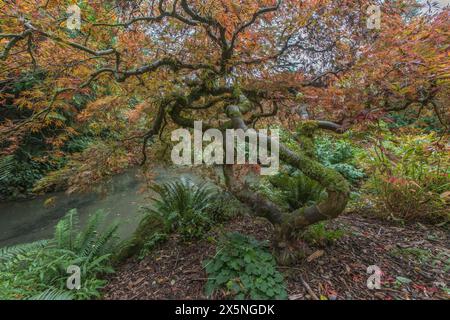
<box><xmin>75</xmin><ymin>211</ymin><xmax>104</xmax><ymax>255</ymax></box>
<box><xmin>54</xmin><ymin>209</ymin><xmax>79</xmax><ymax>250</ymax></box>
<box><xmin>0</xmin><ymin>240</ymin><xmax>49</xmax><ymax>263</ymax></box>
<box><xmin>29</xmin><ymin>288</ymin><xmax>74</xmax><ymax>300</ymax></box>
<box><xmin>86</xmin><ymin>222</ymin><xmax>119</xmax><ymax>259</ymax></box>
<box><xmin>0</xmin><ymin>155</ymin><xmax>15</xmax><ymax>182</ymax></box>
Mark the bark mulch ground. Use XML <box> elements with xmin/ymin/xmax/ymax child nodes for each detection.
<box><xmin>102</xmin><ymin>213</ymin><xmax>449</xmax><ymax>300</ymax></box>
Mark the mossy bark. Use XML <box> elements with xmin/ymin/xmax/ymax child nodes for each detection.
<box><xmin>224</xmin><ymin>105</ymin><xmax>350</xmax><ymax>265</ymax></box>
<box><xmin>128</xmin><ymin>101</ymin><xmax>349</xmax><ymax>264</ymax></box>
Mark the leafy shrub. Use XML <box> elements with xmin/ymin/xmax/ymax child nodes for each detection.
<box><xmin>387</xmin><ymin>110</ymin><xmax>446</xmax><ymax>133</ymax></box>
<box><xmin>267</xmin><ymin>170</ymin><xmax>325</xmax><ymax>210</ymax></box>
<box><xmin>121</xmin><ymin>181</ymin><xmax>243</xmax><ymax>260</ymax></box>
<box><xmin>204</xmin><ymin>233</ymin><xmax>287</xmax><ymax>300</ymax></box>
<box><xmin>31</xmin><ymin>165</ymin><xmax>74</xmax><ymax>194</ymax></box>
<box><xmin>362</xmin><ymin>128</ymin><xmax>449</xmax><ymax>222</ymax></box>
<box><xmin>254</xmin><ymin>176</ymin><xmax>287</xmax><ymax>208</ymax></box>
<box><xmin>64</xmin><ymin>135</ymin><xmax>94</xmax><ymax>153</ymax></box>
<box><xmin>301</xmin><ymin>222</ymin><xmax>345</xmax><ymax>246</ymax></box>
<box><xmin>150</xmin><ymin>178</ymin><xmax>218</xmax><ymax>241</ymax></box>
<box><xmin>0</xmin><ymin>209</ymin><xmax>119</xmax><ymax>300</ymax></box>
<box><xmin>137</xmin><ymin>232</ymin><xmax>168</xmax><ymax>260</ymax></box>
<box><xmin>206</xmin><ymin>192</ymin><xmax>247</xmax><ymax>222</ymax></box>
<box><xmin>315</xmin><ymin>136</ymin><xmax>365</xmax><ymax>184</ymax></box>
<box><xmin>260</xmin><ymin>128</ymin><xmax>363</xmax><ymax>211</ymax></box>
<box><xmin>0</xmin><ymin>154</ymin><xmax>58</xmax><ymax>200</ymax></box>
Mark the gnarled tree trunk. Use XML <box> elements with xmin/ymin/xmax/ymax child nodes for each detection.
<box><xmin>223</xmin><ymin>105</ymin><xmax>350</xmax><ymax>264</ymax></box>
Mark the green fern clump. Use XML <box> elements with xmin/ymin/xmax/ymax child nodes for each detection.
<box><xmin>206</xmin><ymin>191</ymin><xmax>247</xmax><ymax>222</ymax></box>
<box><xmin>149</xmin><ymin>178</ymin><xmax>218</xmax><ymax>241</ymax></box>
<box><xmin>258</xmin><ymin>128</ymin><xmax>363</xmax><ymax>209</ymax></box>
<box><xmin>0</xmin><ymin>154</ymin><xmax>55</xmax><ymax>200</ymax></box>
<box><xmin>204</xmin><ymin>233</ymin><xmax>287</xmax><ymax>300</ymax></box>
<box><xmin>0</xmin><ymin>209</ymin><xmax>118</xmax><ymax>300</ymax></box>
<box><xmin>122</xmin><ymin>179</ymin><xmax>244</xmax><ymax>260</ymax></box>
<box><xmin>137</xmin><ymin>232</ymin><xmax>168</xmax><ymax>260</ymax></box>
<box><xmin>0</xmin><ymin>240</ymin><xmax>49</xmax><ymax>263</ymax></box>
<box><xmin>0</xmin><ymin>155</ymin><xmax>15</xmax><ymax>183</ymax></box>
<box><xmin>255</xmin><ymin>167</ymin><xmax>325</xmax><ymax>211</ymax></box>
<box><xmin>64</xmin><ymin>135</ymin><xmax>93</xmax><ymax>153</ymax></box>
<box><xmin>52</xmin><ymin>209</ymin><xmax>119</xmax><ymax>260</ymax></box>
<box><xmin>269</xmin><ymin>171</ymin><xmax>325</xmax><ymax>210</ymax></box>
<box><xmin>301</xmin><ymin>222</ymin><xmax>345</xmax><ymax>246</ymax></box>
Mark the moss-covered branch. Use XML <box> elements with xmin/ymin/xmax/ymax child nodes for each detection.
<box><xmin>223</xmin><ymin>105</ymin><xmax>350</xmax><ymax>262</ymax></box>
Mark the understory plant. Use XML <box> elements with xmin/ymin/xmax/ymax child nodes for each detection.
<box><xmin>204</xmin><ymin>233</ymin><xmax>287</xmax><ymax>300</ymax></box>
<box><xmin>266</xmin><ymin>169</ymin><xmax>326</xmax><ymax>210</ymax></box>
<box><xmin>362</xmin><ymin>126</ymin><xmax>449</xmax><ymax>222</ymax></box>
<box><xmin>137</xmin><ymin>232</ymin><xmax>168</xmax><ymax>260</ymax></box>
<box><xmin>149</xmin><ymin>178</ymin><xmax>218</xmax><ymax>241</ymax></box>
<box><xmin>119</xmin><ymin>178</ymin><xmax>244</xmax><ymax>260</ymax></box>
<box><xmin>301</xmin><ymin>222</ymin><xmax>345</xmax><ymax>247</ymax></box>
<box><xmin>258</xmin><ymin>128</ymin><xmax>363</xmax><ymax>211</ymax></box>
<box><xmin>314</xmin><ymin>135</ymin><xmax>366</xmax><ymax>184</ymax></box>
<box><xmin>0</xmin><ymin>153</ymin><xmax>61</xmax><ymax>200</ymax></box>
<box><xmin>0</xmin><ymin>209</ymin><xmax>119</xmax><ymax>300</ymax></box>
<box><xmin>279</xmin><ymin>126</ymin><xmax>365</xmax><ymax>184</ymax></box>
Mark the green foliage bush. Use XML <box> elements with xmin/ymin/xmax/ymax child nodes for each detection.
<box><xmin>267</xmin><ymin>170</ymin><xmax>325</xmax><ymax>210</ymax></box>
<box><xmin>147</xmin><ymin>178</ymin><xmax>244</xmax><ymax>244</ymax></box>
<box><xmin>137</xmin><ymin>232</ymin><xmax>168</xmax><ymax>260</ymax></box>
<box><xmin>0</xmin><ymin>135</ymin><xmax>95</xmax><ymax>200</ymax></box>
<box><xmin>278</xmin><ymin>125</ymin><xmax>365</xmax><ymax>184</ymax></box>
<box><xmin>0</xmin><ymin>209</ymin><xmax>119</xmax><ymax>300</ymax></box>
<box><xmin>301</xmin><ymin>222</ymin><xmax>345</xmax><ymax>246</ymax></box>
<box><xmin>121</xmin><ymin>179</ymin><xmax>244</xmax><ymax>260</ymax></box>
<box><xmin>314</xmin><ymin>136</ymin><xmax>365</xmax><ymax>184</ymax></box>
<box><xmin>204</xmin><ymin>233</ymin><xmax>287</xmax><ymax>300</ymax></box>
<box><xmin>362</xmin><ymin>126</ymin><xmax>449</xmax><ymax>222</ymax></box>
<box><xmin>0</xmin><ymin>154</ymin><xmax>58</xmax><ymax>200</ymax></box>
<box><xmin>206</xmin><ymin>191</ymin><xmax>248</xmax><ymax>222</ymax></box>
<box><xmin>0</xmin><ymin>134</ymin><xmax>98</xmax><ymax>199</ymax></box>
<box><xmin>149</xmin><ymin>178</ymin><xmax>218</xmax><ymax>241</ymax></box>
<box><xmin>63</xmin><ymin>135</ymin><xmax>94</xmax><ymax>153</ymax></box>
<box><xmin>387</xmin><ymin>110</ymin><xmax>446</xmax><ymax>133</ymax></box>
<box><xmin>259</xmin><ymin>127</ymin><xmax>364</xmax><ymax>211</ymax></box>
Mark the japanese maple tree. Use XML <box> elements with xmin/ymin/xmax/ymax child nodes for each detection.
<box><xmin>1</xmin><ymin>0</ymin><xmax>448</xmax><ymax>262</ymax></box>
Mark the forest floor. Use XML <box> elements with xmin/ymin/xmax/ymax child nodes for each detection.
<box><xmin>103</xmin><ymin>213</ymin><xmax>449</xmax><ymax>300</ymax></box>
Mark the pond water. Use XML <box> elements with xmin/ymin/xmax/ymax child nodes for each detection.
<box><xmin>0</xmin><ymin>167</ymin><xmax>203</xmax><ymax>248</ymax></box>
<box><xmin>0</xmin><ymin>169</ymin><xmax>147</xmax><ymax>248</ymax></box>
